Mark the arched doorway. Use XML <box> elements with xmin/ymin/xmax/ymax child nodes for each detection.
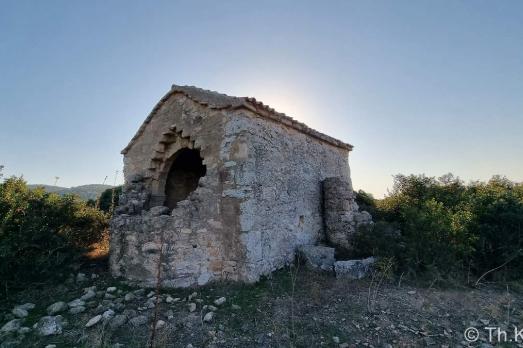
<box><xmin>164</xmin><ymin>148</ymin><xmax>206</xmax><ymax>210</ymax></box>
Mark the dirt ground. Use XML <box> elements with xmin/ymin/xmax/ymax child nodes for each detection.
<box><xmin>1</xmin><ymin>261</ymin><xmax>523</xmax><ymax>348</ymax></box>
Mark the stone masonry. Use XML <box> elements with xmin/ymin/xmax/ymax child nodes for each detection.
<box><xmin>110</xmin><ymin>84</ymin><xmax>369</xmax><ymax>287</ymax></box>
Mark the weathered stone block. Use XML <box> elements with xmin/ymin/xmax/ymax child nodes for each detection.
<box><xmin>297</xmin><ymin>245</ymin><xmax>335</xmax><ymax>271</ymax></box>
<box><xmin>334</xmin><ymin>257</ymin><xmax>376</xmax><ymax>279</ymax></box>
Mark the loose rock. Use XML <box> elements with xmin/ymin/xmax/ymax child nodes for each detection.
<box><xmin>334</xmin><ymin>257</ymin><xmax>376</xmax><ymax>279</ymax></box>
<box><xmin>18</xmin><ymin>326</ymin><xmax>31</xmax><ymax>334</ymax></box>
<box><xmin>188</xmin><ymin>303</ymin><xmax>197</xmax><ymax>312</ymax></box>
<box><xmin>76</xmin><ymin>273</ymin><xmax>87</xmax><ymax>283</ymax></box>
<box><xmin>34</xmin><ymin>316</ymin><xmax>63</xmax><ymax>336</ymax></box>
<box><xmin>214</xmin><ymin>297</ymin><xmax>226</xmax><ymax>306</ymax></box>
<box><xmin>1</xmin><ymin>319</ymin><xmax>22</xmax><ymax>333</ymax></box>
<box><xmin>102</xmin><ymin>309</ymin><xmax>115</xmax><ymax>320</ymax></box>
<box><xmin>47</xmin><ymin>301</ymin><xmax>68</xmax><ymax>315</ymax></box>
<box><xmin>203</xmin><ymin>312</ymin><xmax>214</xmax><ymax>322</ymax></box>
<box><xmin>124</xmin><ymin>293</ymin><xmax>135</xmax><ymax>302</ymax></box>
<box><xmin>17</xmin><ymin>303</ymin><xmax>35</xmax><ymax>311</ymax></box>
<box><xmin>129</xmin><ymin>315</ymin><xmax>148</xmax><ymax>327</ymax></box>
<box><xmin>68</xmin><ymin>299</ymin><xmax>85</xmax><ymax>308</ymax></box>
<box><xmin>12</xmin><ymin>307</ymin><xmax>28</xmax><ymax>318</ymax></box>
<box><xmin>85</xmin><ymin>314</ymin><xmax>102</xmax><ymax>328</ymax></box>
<box><xmin>298</xmin><ymin>245</ymin><xmax>336</xmax><ymax>271</ymax></box>
<box><xmin>69</xmin><ymin>306</ymin><xmax>86</xmax><ymax>314</ymax></box>
<box><xmin>81</xmin><ymin>289</ymin><xmax>96</xmax><ymax>301</ymax></box>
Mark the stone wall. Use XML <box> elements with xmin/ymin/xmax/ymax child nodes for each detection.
<box><xmin>219</xmin><ymin>110</ymin><xmax>352</xmax><ymax>281</ymax></box>
<box><xmin>323</xmin><ymin>177</ymin><xmax>372</xmax><ymax>255</ymax></box>
<box><xmin>111</xmin><ymin>95</ymin><xmax>247</xmax><ymax>287</ymax></box>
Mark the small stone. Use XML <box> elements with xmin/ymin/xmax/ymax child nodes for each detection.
<box><xmin>81</xmin><ymin>289</ymin><xmax>96</xmax><ymax>301</ymax></box>
<box><xmin>155</xmin><ymin>320</ymin><xmax>166</xmax><ymax>329</ymax></box>
<box><xmin>339</xmin><ymin>344</ymin><xmax>349</xmax><ymax>348</ymax></box>
<box><xmin>147</xmin><ymin>291</ymin><xmax>155</xmax><ymax>298</ymax></box>
<box><xmin>203</xmin><ymin>312</ymin><xmax>214</xmax><ymax>322</ymax></box>
<box><xmin>109</xmin><ymin>315</ymin><xmax>127</xmax><ymax>329</ymax></box>
<box><xmin>129</xmin><ymin>315</ymin><xmax>148</xmax><ymax>327</ymax></box>
<box><xmin>35</xmin><ymin>316</ymin><xmax>63</xmax><ymax>336</ymax></box>
<box><xmin>165</xmin><ymin>295</ymin><xmax>174</xmax><ymax>303</ymax></box>
<box><xmin>231</xmin><ymin>304</ymin><xmax>241</xmax><ymax>310</ymax></box>
<box><xmin>102</xmin><ymin>309</ymin><xmax>115</xmax><ymax>320</ymax></box>
<box><xmin>124</xmin><ymin>293</ymin><xmax>136</xmax><ymax>301</ymax></box>
<box><xmin>69</xmin><ymin>306</ymin><xmax>86</xmax><ymax>314</ymax></box>
<box><xmin>18</xmin><ymin>326</ymin><xmax>31</xmax><ymax>334</ymax></box>
<box><xmin>1</xmin><ymin>319</ymin><xmax>22</xmax><ymax>333</ymax></box>
<box><xmin>188</xmin><ymin>303</ymin><xmax>197</xmax><ymax>312</ymax></box>
<box><xmin>134</xmin><ymin>289</ymin><xmax>145</xmax><ymax>296</ymax></box>
<box><xmin>45</xmin><ymin>345</ymin><xmax>57</xmax><ymax>348</ymax></box>
<box><xmin>107</xmin><ymin>286</ymin><xmax>117</xmax><ymax>293</ymax></box>
<box><xmin>208</xmin><ymin>305</ymin><xmax>218</xmax><ymax>311</ymax></box>
<box><xmin>186</xmin><ymin>344</ymin><xmax>194</xmax><ymax>348</ymax></box>
<box><xmin>333</xmin><ymin>336</ymin><xmax>340</xmax><ymax>344</ymax></box>
<box><xmin>76</xmin><ymin>273</ymin><xmax>87</xmax><ymax>283</ymax></box>
<box><xmin>188</xmin><ymin>292</ymin><xmax>197</xmax><ymax>300</ymax></box>
<box><xmin>423</xmin><ymin>336</ymin><xmax>436</xmax><ymax>345</ymax></box>
<box><xmin>47</xmin><ymin>301</ymin><xmax>68</xmax><ymax>315</ymax></box>
<box><xmin>17</xmin><ymin>303</ymin><xmax>35</xmax><ymax>311</ymax></box>
<box><xmin>105</xmin><ymin>293</ymin><xmax>116</xmax><ymax>299</ymax></box>
<box><xmin>407</xmin><ymin>290</ymin><xmax>417</xmax><ymax>295</ymax></box>
<box><xmin>68</xmin><ymin>299</ymin><xmax>85</xmax><ymax>307</ymax></box>
<box><xmin>12</xmin><ymin>307</ymin><xmax>28</xmax><ymax>318</ymax></box>
<box><xmin>86</xmin><ymin>314</ymin><xmax>102</xmax><ymax>328</ymax></box>
<box><xmin>214</xmin><ymin>297</ymin><xmax>226</xmax><ymax>306</ymax></box>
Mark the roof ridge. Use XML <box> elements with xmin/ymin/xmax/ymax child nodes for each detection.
<box><xmin>121</xmin><ymin>84</ymin><xmax>353</xmax><ymax>154</ymax></box>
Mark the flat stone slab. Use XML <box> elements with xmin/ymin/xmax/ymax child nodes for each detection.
<box><xmin>334</xmin><ymin>257</ymin><xmax>376</xmax><ymax>279</ymax></box>
<box><xmin>297</xmin><ymin>245</ymin><xmax>335</xmax><ymax>271</ymax></box>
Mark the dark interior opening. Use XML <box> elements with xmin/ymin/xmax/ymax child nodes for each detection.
<box><xmin>164</xmin><ymin>148</ymin><xmax>206</xmax><ymax>210</ymax></box>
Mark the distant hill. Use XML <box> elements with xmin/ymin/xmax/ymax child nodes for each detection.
<box><xmin>28</xmin><ymin>184</ymin><xmax>113</xmax><ymax>201</ymax></box>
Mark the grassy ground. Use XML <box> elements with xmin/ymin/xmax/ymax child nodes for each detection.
<box><xmin>1</xmin><ymin>260</ymin><xmax>523</xmax><ymax>347</ymax></box>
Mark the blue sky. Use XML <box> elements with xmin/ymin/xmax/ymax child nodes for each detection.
<box><xmin>1</xmin><ymin>1</ymin><xmax>522</xmax><ymax>197</ymax></box>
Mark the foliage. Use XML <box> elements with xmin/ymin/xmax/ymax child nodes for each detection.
<box><xmin>354</xmin><ymin>174</ymin><xmax>523</xmax><ymax>283</ymax></box>
<box><xmin>0</xmin><ymin>177</ymin><xmax>108</xmax><ymax>293</ymax></box>
<box><xmin>98</xmin><ymin>185</ymin><xmax>123</xmax><ymax>213</ymax></box>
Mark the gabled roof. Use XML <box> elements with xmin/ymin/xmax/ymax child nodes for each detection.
<box><xmin>121</xmin><ymin>84</ymin><xmax>353</xmax><ymax>154</ymax></box>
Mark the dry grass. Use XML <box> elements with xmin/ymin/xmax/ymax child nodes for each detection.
<box><xmin>84</xmin><ymin>230</ymin><xmax>110</xmax><ymax>260</ymax></box>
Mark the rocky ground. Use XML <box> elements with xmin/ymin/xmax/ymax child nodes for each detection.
<box><xmin>1</xmin><ymin>261</ymin><xmax>523</xmax><ymax>348</ymax></box>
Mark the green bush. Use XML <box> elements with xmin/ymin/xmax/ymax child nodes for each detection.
<box><xmin>354</xmin><ymin>174</ymin><xmax>523</xmax><ymax>283</ymax></box>
<box><xmin>98</xmin><ymin>185</ymin><xmax>122</xmax><ymax>213</ymax></box>
<box><xmin>0</xmin><ymin>177</ymin><xmax>108</xmax><ymax>293</ymax></box>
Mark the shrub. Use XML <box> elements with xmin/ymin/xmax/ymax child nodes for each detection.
<box><xmin>98</xmin><ymin>186</ymin><xmax>122</xmax><ymax>213</ymax></box>
<box><xmin>354</xmin><ymin>174</ymin><xmax>523</xmax><ymax>283</ymax></box>
<box><xmin>0</xmin><ymin>177</ymin><xmax>108</xmax><ymax>294</ymax></box>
